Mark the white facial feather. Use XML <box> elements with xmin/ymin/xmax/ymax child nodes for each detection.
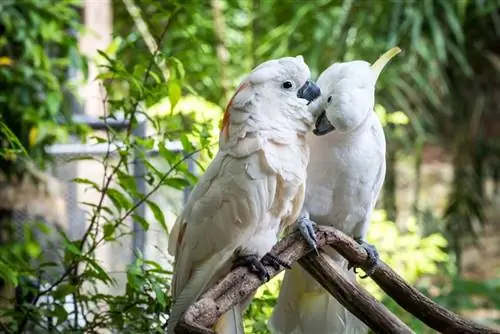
<box><xmin>318</xmin><ymin>61</ymin><xmax>376</xmax><ymax>133</ymax></box>
<box><xmin>314</xmin><ymin>47</ymin><xmax>402</xmax><ymax>133</ymax></box>
<box><xmin>223</xmin><ymin>55</ymin><xmax>315</xmax><ymax>146</ymax></box>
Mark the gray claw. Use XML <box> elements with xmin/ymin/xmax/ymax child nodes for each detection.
<box><xmin>232</xmin><ymin>254</ymin><xmax>270</xmax><ymax>281</ymax></box>
<box><xmin>261</xmin><ymin>253</ymin><xmax>291</xmax><ymax>270</ymax></box>
<box><xmin>348</xmin><ymin>237</ymin><xmax>379</xmax><ymax>279</ymax></box>
<box><xmin>297</xmin><ymin>216</ymin><xmax>318</xmax><ymax>254</ymax></box>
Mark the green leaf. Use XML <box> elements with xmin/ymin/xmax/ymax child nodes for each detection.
<box><xmin>89</xmin><ymin>135</ymin><xmax>108</xmax><ymax>144</ymax></box>
<box><xmin>132</xmin><ymin>213</ymin><xmax>150</xmax><ymax>231</ymax></box>
<box><xmin>45</xmin><ymin>91</ymin><xmax>61</xmax><ymax>115</ymax></box>
<box><xmin>67</xmin><ymin>155</ymin><xmax>96</xmax><ymax>163</ymax></box>
<box><xmin>158</xmin><ymin>142</ymin><xmax>176</xmax><ymax>164</ymax></box>
<box><xmin>429</xmin><ymin>17</ymin><xmax>447</xmax><ymax>62</ymax></box>
<box><xmin>447</xmin><ymin>42</ymin><xmax>473</xmax><ymax>77</ymax></box>
<box><xmin>96</xmin><ymin>49</ymin><xmax>115</xmax><ymax>67</ymax></box>
<box><xmin>163</xmin><ymin>177</ymin><xmax>190</xmax><ymax>190</ymax></box>
<box><xmin>168</xmin><ymin>79</ymin><xmax>182</xmax><ymax>111</ymax></box>
<box><xmin>117</xmin><ymin>169</ymin><xmax>139</xmax><ymax>196</ymax></box>
<box><xmin>26</xmin><ymin>241</ymin><xmax>41</xmax><ymax>258</ymax></box>
<box><xmin>95</xmin><ymin>71</ymin><xmax>115</xmax><ymax>81</ymax></box>
<box><xmin>146</xmin><ymin>200</ymin><xmax>167</xmax><ymax>233</ymax></box>
<box><xmin>80</xmin><ymin>201</ymin><xmax>114</xmax><ymax>216</ymax></box>
<box><xmin>52</xmin><ymin>283</ymin><xmax>77</xmax><ymax>300</ymax></box>
<box><xmin>35</xmin><ymin>221</ymin><xmax>51</xmax><ymax>234</ymax></box>
<box><xmin>0</xmin><ymin>120</ymin><xmax>27</xmax><ymax>156</ymax></box>
<box><xmin>106</xmin><ymin>187</ymin><xmax>133</xmax><ymax>212</ymax></box>
<box><xmin>410</xmin><ymin>9</ymin><xmax>423</xmax><ymax>45</ymax></box>
<box><xmin>103</xmin><ymin>222</ymin><xmax>116</xmax><ymax>241</ymax></box>
<box><xmin>152</xmin><ymin>281</ymin><xmax>166</xmax><ymax>307</ymax></box>
<box><xmin>135</xmin><ymin>136</ymin><xmax>155</xmax><ymax>150</ymax></box>
<box><xmin>167</xmin><ymin>56</ymin><xmax>185</xmax><ymax>80</ymax></box>
<box><xmin>71</xmin><ymin>177</ymin><xmax>100</xmax><ymax>191</ymax></box>
<box><xmin>53</xmin><ymin>303</ymin><xmax>69</xmax><ymax>325</ymax></box>
<box><xmin>440</xmin><ymin>1</ymin><xmax>465</xmax><ymax>44</ymax></box>
<box><xmin>180</xmin><ymin>134</ymin><xmax>194</xmax><ymax>152</ymax></box>
<box><xmin>85</xmin><ymin>255</ymin><xmax>113</xmax><ymax>285</ymax></box>
<box><xmin>65</xmin><ymin>241</ymin><xmax>81</xmax><ymax>255</ymax></box>
<box><xmin>0</xmin><ymin>261</ymin><xmax>18</xmax><ymax>286</ymax></box>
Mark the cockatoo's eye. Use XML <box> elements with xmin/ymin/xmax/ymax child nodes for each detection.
<box><xmin>282</xmin><ymin>81</ymin><xmax>293</xmax><ymax>89</ymax></box>
<box><xmin>327</xmin><ymin>96</ymin><xmax>333</xmax><ymax>104</ymax></box>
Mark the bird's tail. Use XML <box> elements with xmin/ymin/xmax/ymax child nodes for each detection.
<box><xmin>268</xmin><ymin>248</ymin><xmax>367</xmax><ymax>334</ymax></box>
<box><xmin>214</xmin><ymin>290</ymin><xmax>256</xmax><ymax>334</ymax></box>
<box><xmin>214</xmin><ymin>305</ymin><xmax>245</xmax><ymax>334</ymax></box>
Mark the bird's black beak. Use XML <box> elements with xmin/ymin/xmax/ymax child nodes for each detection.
<box><xmin>297</xmin><ymin>80</ymin><xmax>321</xmax><ymax>105</ymax></box>
<box><xmin>313</xmin><ymin>110</ymin><xmax>335</xmax><ymax>136</ymax></box>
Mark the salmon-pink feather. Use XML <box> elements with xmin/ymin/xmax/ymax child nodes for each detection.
<box><xmin>219</xmin><ymin>81</ymin><xmax>250</xmax><ymax>138</ymax></box>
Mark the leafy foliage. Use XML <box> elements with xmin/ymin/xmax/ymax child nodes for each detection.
<box><xmin>114</xmin><ymin>1</ymin><xmax>500</xmax><ymax>264</ymax></box>
<box><xmin>0</xmin><ymin>1</ymin><xmax>88</xmax><ymax>177</ymax></box>
<box><xmin>1</xmin><ymin>0</ymin><xmax>500</xmax><ymax>332</ymax></box>
<box><xmin>0</xmin><ymin>2</ymin><xmax>213</xmax><ymax>331</ymax></box>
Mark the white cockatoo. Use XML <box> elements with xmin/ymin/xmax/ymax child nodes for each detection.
<box><xmin>166</xmin><ymin>56</ymin><xmax>321</xmax><ymax>334</ymax></box>
<box><xmin>269</xmin><ymin>47</ymin><xmax>401</xmax><ymax>334</ymax></box>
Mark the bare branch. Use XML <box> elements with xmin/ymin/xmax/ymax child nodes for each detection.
<box><xmin>176</xmin><ymin>225</ymin><xmax>500</xmax><ymax>334</ymax></box>
<box><xmin>298</xmin><ymin>250</ymin><xmax>414</xmax><ymax>334</ymax></box>
<box><xmin>364</xmin><ymin>263</ymin><xmax>499</xmax><ymax>334</ymax></box>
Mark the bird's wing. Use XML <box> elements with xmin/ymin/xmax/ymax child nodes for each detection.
<box><xmin>167</xmin><ymin>149</ymin><xmax>276</xmax><ymax>331</ymax></box>
<box><xmin>369</xmin><ymin>115</ymin><xmax>387</xmax><ymax>209</ymax></box>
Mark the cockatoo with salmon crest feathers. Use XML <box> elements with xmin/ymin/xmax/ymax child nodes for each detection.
<box><xmin>166</xmin><ymin>55</ymin><xmax>321</xmax><ymax>334</ymax></box>
<box><xmin>269</xmin><ymin>47</ymin><xmax>401</xmax><ymax>334</ymax></box>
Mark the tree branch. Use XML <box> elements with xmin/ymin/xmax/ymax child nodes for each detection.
<box><xmin>176</xmin><ymin>225</ymin><xmax>500</xmax><ymax>334</ymax></box>
<box><xmin>298</xmin><ymin>250</ymin><xmax>414</xmax><ymax>334</ymax></box>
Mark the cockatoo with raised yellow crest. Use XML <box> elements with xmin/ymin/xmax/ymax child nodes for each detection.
<box><xmin>166</xmin><ymin>55</ymin><xmax>321</xmax><ymax>334</ymax></box>
<box><xmin>269</xmin><ymin>47</ymin><xmax>401</xmax><ymax>334</ymax></box>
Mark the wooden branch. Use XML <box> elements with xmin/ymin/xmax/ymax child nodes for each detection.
<box><xmin>320</xmin><ymin>230</ymin><xmax>499</xmax><ymax>334</ymax></box>
<box><xmin>363</xmin><ymin>263</ymin><xmax>499</xmax><ymax>334</ymax></box>
<box><xmin>298</xmin><ymin>250</ymin><xmax>414</xmax><ymax>334</ymax></box>
<box><xmin>177</xmin><ymin>231</ymin><xmax>310</xmax><ymax>334</ymax></box>
<box><xmin>177</xmin><ymin>226</ymin><xmax>500</xmax><ymax>334</ymax></box>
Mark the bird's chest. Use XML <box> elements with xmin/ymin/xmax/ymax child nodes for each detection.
<box><xmin>262</xmin><ymin>141</ymin><xmax>309</xmax><ymax>185</ymax></box>
<box><xmin>261</xmin><ymin>142</ymin><xmax>309</xmax><ymax>219</ymax></box>
<box><xmin>304</xmin><ymin>139</ymin><xmax>377</xmax><ymax>228</ymax></box>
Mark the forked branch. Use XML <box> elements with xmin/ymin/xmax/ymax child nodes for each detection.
<box><xmin>175</xmin><ymin>226</ymin><xmax>500</xmax><ymax>334</ymax></box>
<box><xmin>298</xmin><ymin>251</ymin><xmax>413</xmax><ymax>334</ymax></box>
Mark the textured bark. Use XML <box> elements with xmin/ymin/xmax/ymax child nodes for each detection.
<box><xmin>298</xmin><ymin>251</ymin><xmax>414</xmax><ymax>334</ymax></box>
<box><xmin>174</xmin><ymin>225</ymin><xmax>500</xmax><ymax>333</ymax></box>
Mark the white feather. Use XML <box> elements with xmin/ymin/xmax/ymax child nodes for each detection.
<box><xmin>167</xmin><ymin>56</ymin><xmax>315</xmax><ymax>333</ymax></box>
<box><xmin>270</xmin><ymin>58</ymin><xmax>388</xmax><ymax>334</ymax></box>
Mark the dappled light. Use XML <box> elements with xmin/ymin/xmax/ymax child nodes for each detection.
<box><xmin>1</xmin><ymin>0</ymin><xmax>500</xmax><ymax>333</ymax></box>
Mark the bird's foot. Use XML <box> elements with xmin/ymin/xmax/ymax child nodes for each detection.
<box><xmin>232</xmin><ymin>253</ymin><xmax>290</xmax><ymax>282</ymax></box>
<box><xmin>347</xmin><ymin>237</ymin><xmax>379</xmax><ymax>279</ymax></box>
<box><xmin>261</xmin><ymin>253</ymin><xmax>291</xmax><ymax>270</ymax></box>
<box><xmin>232</xmin><ymin>254</ymin><xmax>270</xmax><ymax>282</ymax></box>
<box><xmin>296</xmin><ymin>216</ymin><xmax>319</xmax><ymax>254</ymax></box>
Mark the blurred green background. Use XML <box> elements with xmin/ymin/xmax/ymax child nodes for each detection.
<box><xmin>1</xmin><ymin>0</ymin><xmax>500</xmax><ymax>332</ymax></box>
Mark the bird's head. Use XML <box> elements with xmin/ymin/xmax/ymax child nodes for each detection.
<box><xmin>311</xmin><ymin>47</ymin><xmax>401</xmax><ymax>136</ymax></box>
<box><xmin>220</xmin><ymin>55</ymin><xmax>321</xmax><ymax>139</ymax></box>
